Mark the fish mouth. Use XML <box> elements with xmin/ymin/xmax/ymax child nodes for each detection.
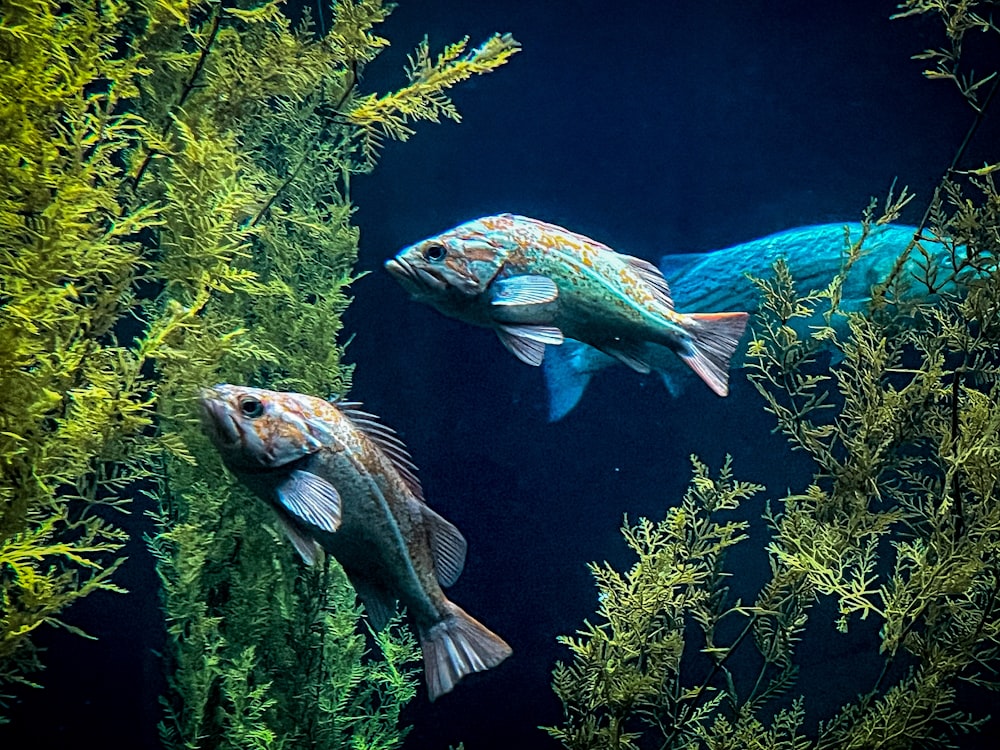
<box><xmin>198</xmin><ymin>387</ymin><xmax>241</xmax><ymax>446</ymax></box>
<box><xmin>385</xmin><ymin>256</ymin><xmax>449</xmax><ymax>295</ymax></box>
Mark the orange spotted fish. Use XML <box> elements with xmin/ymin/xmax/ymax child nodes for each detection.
<box><xmin>199</xmin><ymin>384</ymin><xmax>511</xmax><ymax>700</ymax></box>
<box><xmin>385</xmin><ymin>214</ymin><xmax>750</xmax><ymax>396</ymax></box>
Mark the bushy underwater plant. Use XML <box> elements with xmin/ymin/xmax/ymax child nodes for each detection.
<box><xmin>546</xmin><ymin>2</ymin><xmax>1000</xmax><ymax>748</ymax></box>
<box><xmin>0</xmin><ymin>0</ymin><xmax>518</xmax><ymax>744</ymax></box>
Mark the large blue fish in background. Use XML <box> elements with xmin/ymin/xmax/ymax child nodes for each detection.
<box><xmin>544</xmin><ymin>223</ymin><xmax>923</xmax><ymax>421</ymax></box>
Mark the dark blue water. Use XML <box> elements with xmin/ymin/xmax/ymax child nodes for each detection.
<box><xmin>5</xmin><ymin>1</ymin><xmax>998</xmax><ymax>748</ymax></box>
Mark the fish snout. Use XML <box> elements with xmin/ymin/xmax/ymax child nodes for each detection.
<box><xmin>385</xmin><ymin>256</ymin><xmax>449</xmax><ymax>295</ymax></box>
<box><xmin>384</xmin><ymin>256</ymin><xmax>410</xmax><ymax>279</ymax></box>
<box><xmin>198</xmin><ymin>387</ymin><xmax>241</xmax><ymax>447</ymax></box>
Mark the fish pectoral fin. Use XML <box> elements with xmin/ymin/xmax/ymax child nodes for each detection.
<box><xmin>595</xmin><ymin>340</ymin><xmax>652</xmax><ymax>374</ymax></box>
<box><xmin>349</xmin><ymin>576</ymin><xmax>398</xmax><ymax>632</ymax></box>
<box><xmin>275</xmin><ymin>469</ymin><xmax>342</xmax><ymax>532</ymax></box>
<box><xmin>421</xmin><ymin>505</ymin><xmax>468</xmax><ymax>588</ymax></box>
<box><xmin>496</xmin><ymin>324</ymin><xmax>565</xmax><ymax>366</ymax></box>
<box><xmin>489</xmin><ymin>275</ymin><xmax>559</xmax><ymax>306</ymax></box>
<box><xmin>274</xmin><ymin>513</ymin><xmax>323</xmax><ymax>566</ymax></box>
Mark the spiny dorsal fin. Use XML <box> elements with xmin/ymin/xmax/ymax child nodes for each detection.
<box><xmin>625</xmin><ymin>254</ymin><xmax>674</xmax><ymax>310</ymax></box>
<box><xmin>337</xmin><ymin>401</ymin><xmax>425</xmax><ymax>502</ymax></box>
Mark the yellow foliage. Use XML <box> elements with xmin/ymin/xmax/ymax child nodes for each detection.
<box><xmin>348</xmin><ymin>32</ymin><xmax>521</xmax><ymax>163</ymax></box>
<box><xmin>1</xmin><ymin>0</ymin><xmax>518</xmax><ymax>738</ymax></box>
<box><xmin>549</xmin><ymin>4</ymin><xmax>1000</xmax><ymax>749</ymax></box>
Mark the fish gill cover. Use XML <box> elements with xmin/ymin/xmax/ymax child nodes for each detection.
<box><xmin>0</xmin><ymin>0</ymin><xmax>517</xmax><ymax>746</ymax></box>
<box><xmin>545</xmin><ymin>2</ymin><xmax>1000</xmax><ymax>748</ymax></box>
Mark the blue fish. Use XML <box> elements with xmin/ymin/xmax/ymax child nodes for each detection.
<box><xmin>544</xmin><ymin>222</ymin><xmax>926</xmax><ymax>421</ymax></box>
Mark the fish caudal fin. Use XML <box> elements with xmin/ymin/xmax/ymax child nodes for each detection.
<box><xmin>679</xmin><ymin>312</ymin><xmax>750</xmax><ymax>396</ymax></box>
<box><xmin>420</xmin><ymin>603</ymin><xmax>512</xmax><ymax>701</ymax></box>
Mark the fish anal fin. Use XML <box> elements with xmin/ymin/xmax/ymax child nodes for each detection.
<box><xmin>421</xmin><ymin>505</ymin><xmax>467</xmax><ymax>587</ymax></box>
<box><xmin>420</xmin><ymin>602</ymin><xmax>512</xmax><ymax>701</ymax></box>
<box><xmin>679</xmin><ymin>311</ymin><xmax>751</xmax><ymax>396</ymax></box>
<box><xmin>595</xmin><ymin>340</ymin><xmax>652</xmax><ymax>374</ymax></box>
<box><xmin>349</xmin><ymin>575</ymin><xmax>398</xmax><ymax>632</ymax></box>
<box><xmin>275</xmin><ymin>469</ymin><xmax>342</xmax><ymax>532</ymax></box>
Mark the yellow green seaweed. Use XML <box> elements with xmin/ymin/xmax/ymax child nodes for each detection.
<box><xmin>0</xmin><ymin>0</ymin><xmax>519</xmax><ymax>744</ymax></box>
<box><xmin>547</xmin><ymin>3</ymin><xmax>1000</xmax><ymax>748</ymax></box>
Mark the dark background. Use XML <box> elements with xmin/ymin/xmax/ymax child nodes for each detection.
<box><xmin>5</xmin><ymin>1</ymin><xmax>999</xmax><ymax>748</ymax></box>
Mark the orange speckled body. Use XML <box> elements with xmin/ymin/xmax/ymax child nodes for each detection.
<box><xmin>389</xmin><ymin>213</ymin><xmax>690</xmax><ymax>346</ymax></box>
<box><xmin>386</xmin><ymin>213</ymin><xmax>750</xmax><ymax>396</ymax></box>
<box><xmin>200</xmin><ymin>386</ymin><xmax>445</xmax><ymax>627</ymax></box>
<box><xmin>199</xmin><ymin>384</ymin><xmax>512</xmax><ymax>699</ymax></box>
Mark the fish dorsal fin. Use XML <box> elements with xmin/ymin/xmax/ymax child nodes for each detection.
<box><xmin>275</xmin><ymin>469</ymin><xmax>342</xmax><ymax>532</ymax></box>
<box><xmin>349</xmin><ymin>575</ymin><xmax>398</xmax><ymax>632</ymax></box>
<box><xmin>625</xmin><ymin>255</ymin><xmax>674</xmax><ymax>310</ymax></box>
<box><xmin>595</xmin><ymin>340</ymin><xmax>652</xmax><ymax>374</ymax></box>
<box><xmin>338</xmin><ymin>402</ymin><xmax>425</xmax><ymax>502</ymax></box>
<box><xmin>490</xmin><ymin>275</ymin><xmax>559</xmax><ymax>306</ymax></box>
<box><xmin>421</xmin><ymin>505</ymin><xmax>467</xmax><ymax>587</ymax></box>
<box><xmin>273</xmin><ymin>512</ymin><xmax>323</xmax><ymax>566</ymax></box>
<box><xmin>496</xmin><ymin>324</ymin><xmax>564</xmax><ymax>366</ymax></box>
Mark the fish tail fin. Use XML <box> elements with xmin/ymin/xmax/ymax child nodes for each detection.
<box><xmin>420</xmin><ymin>602</ymin><xmax>512</xmax><ymax>701</ymax></box>
<box><xmin>678</xmin><ymin>312</ymin><xmax>750</xmax><ymax>396</ymax></box>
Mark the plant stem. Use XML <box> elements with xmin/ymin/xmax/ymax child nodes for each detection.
<box><xmin>129</xmin><ymin>2</ymin><xmax>225</xmax><ymax>195</ymax></box>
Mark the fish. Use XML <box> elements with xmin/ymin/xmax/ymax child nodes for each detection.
<box><xmin>385</xmin><ymin>213</ymin><xmax>751</xmax><ymax>398</ymax></box>
<box><xmin>198</xmin><ymin>384</ymin><xmax>512</xmax><ymax>700</ymax></box>
<box><xmin>542</xmin><ymin>222</ymin><xmax>934</xmax><ymax>420</ymax></box>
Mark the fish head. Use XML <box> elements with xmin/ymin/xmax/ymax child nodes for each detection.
<box><xmin>198</xmin><ymin>384</ymin><xmax>333</xmax><ymax>472</ymax></box>
<box><xmin>385</xmin><ymin>215</ymin><xmax>522</xmax><ymax>313</ymax></box>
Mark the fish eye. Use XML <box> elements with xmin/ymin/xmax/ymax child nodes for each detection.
<box><xmin>239</xmin><ymin>397</ymin><xmax>264</xmax><ymax>418</ymax></box>
<box><xmin>422</xmin><ymin>243</ymin><xmax>447</xmax><ymax>262</ymax></box>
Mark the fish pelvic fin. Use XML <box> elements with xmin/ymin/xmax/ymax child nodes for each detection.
<box><xmin>678</xmin><ymin>311</ymin><xmax>750</xmax><ymax>396</ymax></box>
<box><xmin>420</xmin><ymin>602</ymin><xmax>512</xmax><ymax>701</ymax></box>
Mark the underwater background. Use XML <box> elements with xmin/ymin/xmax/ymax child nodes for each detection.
<box><xmin>3</xmin><ymin>0</ymin><xmax>1000</xmax><ymax>749</ymax></box>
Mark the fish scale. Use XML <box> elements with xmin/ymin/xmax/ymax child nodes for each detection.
<box><xmin>199</xmin><ymin>384</ymin><xmax>511</xmax><ymax>701</ymax></box>
<box><xmin>386</xmin><ymin>213</ymin><xmax>750</xmax><ymax>395</ymax></box>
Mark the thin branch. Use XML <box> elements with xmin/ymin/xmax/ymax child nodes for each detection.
<box><xmin>881</xmin><ymin>75</ymin><xmax>999</xmax><ymax>294</ymax></box>
<box><xmin>247</xmin><ymin>61</ymin><xmax>358</xmax><ymax>228</ymax></box>
<box><xmin>128</xmin><ymin>2</ymin><xmax>226</xmax><ymax>194</ymax></box>
<box><xmin>659</xmin><ymin>614</ymin><xmax>758</xmax><ymax>750</ymax></box>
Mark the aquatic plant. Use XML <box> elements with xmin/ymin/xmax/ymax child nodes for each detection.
<box><xmin>0</xmin><ymin>0</ymin><xmax>518</xmax><ymax>740</ymax></box>
<box><xmin>1</xmin><ymin>0</ymin><xmax>169</xmax><ymax>709</ymax></box>
<box><xmin>546</xmin><ymin>3</ymin><xmax>1000</xmax><ymax>748</ymax></box>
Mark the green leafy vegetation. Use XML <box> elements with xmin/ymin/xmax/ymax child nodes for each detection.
<box><xmin>0</xmin><ymin>0</ymin><xmax>518</xmax><ymax>743</ymax></box>
<box><xmin>547</xmin><ymin>2</ymin><xmax>1000</xmax><ymax>748</ymax></box>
